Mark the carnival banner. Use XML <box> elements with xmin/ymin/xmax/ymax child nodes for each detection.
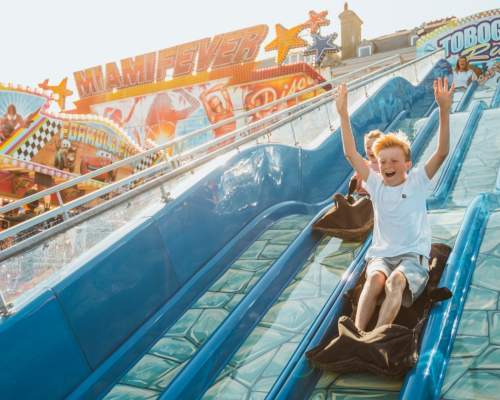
<box><xmin>87</xmin><ymin>67</ymin><xmax>323</xmax><ymax>150</ymax></box>
<box><xmin>417</xmin><ymin>9</ymin><xmax>500</xmax><ymax>68</ymax></box>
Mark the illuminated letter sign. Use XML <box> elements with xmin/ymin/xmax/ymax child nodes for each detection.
<box><xmin>121</xmin><ymin>52</ymin><xmax>156</xmax><ymax>87</ymax></box>
<box><xmin>74</xmin><ymin>25</ymin><xmax>268</xmax><ymax>98</ymax></box>
<box><xmin>74</xmin><ymin>66</ymin><xmax>105</xmax><ymax>97</ymax></box>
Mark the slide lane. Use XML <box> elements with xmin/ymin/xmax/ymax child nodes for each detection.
<box><xmin>402</xmin><ymin>86</ymin><xmax>500</xmax><ymax>399</ymax></box>
<box><xmin>296</xmin><ymin>84</ymin><xmax>500</xmax><ymax>400</ymax></box>
<box><xmin>93</xmin><ymin>75</ymin><xmax>446</xmax><ymax>400</ymax></box>
<box><xmin>439</xmin><ymin>203</ymin><xmax>500</xmax><ymax>400</ymax></box>
<box><xmin>157</xmin><ymin>109</ymin><xmax>475</xmax><ymax>399</ymax></box>
<box><xmin>196</xmin><ymin>110</ymin><xmax>472</xmax><ymax>400</ymax></box>
<box><xmin>400</xmin><ymin>194</ymin><xmax>499</xmax><ymax>400</ymax></box>
<box><xmin>103</xmin><ymin>213</ymin><xmax>312</xmax><ymax>398</ymax></box>
<box><xmin>156</xmin><ymin>97</ymin><xmax>450</xmax><ymax>400</ymax></box>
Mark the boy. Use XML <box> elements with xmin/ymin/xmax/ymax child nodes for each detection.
<box><xmin>352</xmin><ymin>130</ymin><xmax>383</xmax><ymax>195</ymax></box>
<box><xmin>335</xmin><ymin>78</ymin><xmax>454</xmax><ymax>331</ymax></box>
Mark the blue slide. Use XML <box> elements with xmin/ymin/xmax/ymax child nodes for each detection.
<box><xmin>269</xmin><ymin>79</ymin><xmax>500</xmax><ymax>400</ymax></box>
<box><xmin>1</xmin><ymin>58</ymin><xmax>499</xmax><ymax>400</ymax></box>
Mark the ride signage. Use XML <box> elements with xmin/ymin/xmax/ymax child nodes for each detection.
<box><xmin>438</xmin><ymin>17</ymin><xmax>499</xmax><ymax>61</ymax></box>
<box><xmin>417</xmin><ymin>10</ymin><xmax>499</xmax><ymax>66</ymax></box>
<box><xmin>74</xmin><ymin>25</ymin><xmax>269</xmax><ymax>99</ymax></box>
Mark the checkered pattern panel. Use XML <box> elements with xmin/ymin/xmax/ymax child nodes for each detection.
<box><xmin>14</xmin><ymin>119</ymin><xmax>62</xmax><ymax>161</ymax></box>
<box><xmin>134</xmin><ymin>152</ymin><xmax>158</xmax><ymax>173</ymax></box>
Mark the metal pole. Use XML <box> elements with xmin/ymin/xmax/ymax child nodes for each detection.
<box><xmin>160</xmin><ymin>185</ymin><xmax>172</xmax><ymax>203</ymax></box>
<box><xmin>290</xmin><ymin>121</ymin><xmax>299</xmax><ymax>147</ymax></box>
<box><xmin>56</xmin><ymin>192</ymin><xmax>70</xmax><ymax>220</ymax></box>
<box><xmin>324</xmin><ymin>104</ymin><xmax>334</xmax><ymax>131</ymax></box>
<box><xmin>0</xmin><ymin>290</ymin><xmax>12</xmax><ymax>317</ymax></box>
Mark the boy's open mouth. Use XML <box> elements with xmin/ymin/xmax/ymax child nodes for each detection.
<box><xmin>384</xmin><ymin>172</ymin><xmax>396</xmax><ymax>178</ymax></box>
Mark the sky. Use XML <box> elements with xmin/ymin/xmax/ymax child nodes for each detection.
<box><xmin>0</xmin><ymin>0</ymin><xmax>498</xmax><ymax>99</ymax></box>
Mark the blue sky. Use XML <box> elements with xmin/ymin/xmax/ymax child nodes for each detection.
<box><xmin>1</xmin><ymin>0</ymin><xmax>497</xmax><ymax>97</ymax></box>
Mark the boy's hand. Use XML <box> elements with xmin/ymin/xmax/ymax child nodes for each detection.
<box><xmin>334</xmin><ymin>84</ymin><xmax>349</xmax><ymax>116</ymax></box>
<box><xmin>434</xmin><ymin>78</ymin><xmax>455</xmax><ymax>112</ymax></box>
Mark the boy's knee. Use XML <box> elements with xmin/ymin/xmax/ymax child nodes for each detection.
<box><xmin>385</xmin><ymin>271</ymin><xmax>406</xmax><ymax>295</ymax></box>
<box><xmin>366</xmin><ymin>271</ymin><xmax>386</xmax><ymax>289</ymax></box>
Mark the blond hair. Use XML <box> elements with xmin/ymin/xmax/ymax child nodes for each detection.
<box><xmin>364</xmin><ymin>129</ymin><xmax>383</xmax><ymax>143</ymax></box>
<box><xmin>373</xmin><ymin>132</ymin><xmax>411</xmax><ymax>161</ymax></box>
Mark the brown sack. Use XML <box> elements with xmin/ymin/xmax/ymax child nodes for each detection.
<box><xmin>312</xmin><ymin>178</ymin><xmax>373</xmax><ymax>242</ymax></box>
<box><xmin>306</xmin><ymin>243</ymin><xmax>452</xmax><ymax>377</ymax></box>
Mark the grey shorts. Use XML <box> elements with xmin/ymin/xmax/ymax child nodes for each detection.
<box><xmin>366</xmin><ymin>253</ymin><xmax>429</xmax><ymax>307</ymax></box>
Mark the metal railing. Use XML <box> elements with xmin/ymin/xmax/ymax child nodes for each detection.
<box><xmin>0</xmin><ymin>48</ymin><xmax>444</xmax><ymax>307</ymax></box>
<box><xmin>0</xmin><ymin>47</ymin><xmax>441</xmax><ymax>312</ymax></box>
<box><xmin>0</xmin><ymin>55</ymin><xmax>402</xmax><ymax>216</ymax></box>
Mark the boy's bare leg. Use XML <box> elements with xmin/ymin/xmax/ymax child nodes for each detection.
<box><xmin>355</xmin><ymin>271</ymin><xmax>386</xmax><ymax>331</ymax></box>
<box><xmin>375</xmin><ymin>271</ymin><xmax>407</xmax><ymax>328</ymax></box>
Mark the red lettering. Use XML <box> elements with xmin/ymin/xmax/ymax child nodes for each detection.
<box><xmin>234</xmin><ymin>25</ymin><xmax>269</xmax><ymax>63</ymax></box>
<box><xmin>174</xmin><ymin>41</ymin><xmax>200</xmax><ymax>77</ymax></box>
<box><xmin>74</xmin><ymin>25</ymin><xmax>270</xmax><ymax>96</ymax></box>
<box><xmin>121</xmin><ymin>52</ymin><xmax>156</xmax><ymax>87</ymax></box>
<box><xmin>144</xmin><ymin>53</ymin><xmax>156</xmax><ymax>82</ymax></box>
<box><xmin>105</xmin><ymin>62</ymin><xmax>123</xmax><ymax>91</ymax></box>
<box><xmin>212</xmin><ymin>32</ymin><xmax>242</xmax><ymax>69</ymax></box>
<box><xmin>156</xmin><ymin>47</ymin><xmax>177</xmax><ymax>81</ymax></box>
<box><xmin>197</xmin><ymin>36</ymin><xmax>223</xmax><ymax>72</ymax></box>
<box><xmin>73</xmin><ymin>66</ymin><xmax>105</xmax><ymax>98</ymax></box>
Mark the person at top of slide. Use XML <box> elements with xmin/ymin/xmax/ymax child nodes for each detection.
<box><xmin>453</xmin><ymin>56</ymin><xmax>478</xmax><ymax>89</ymax></box>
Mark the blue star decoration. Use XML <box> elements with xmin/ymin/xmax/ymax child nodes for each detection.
<box><xmin>304</xmin><ymin>33</ymin><xmax>341</xmax><ymax>67</ymax></box>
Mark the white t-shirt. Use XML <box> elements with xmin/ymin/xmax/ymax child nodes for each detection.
<box><xmin>453</xmin><ymin>70</ymin><xmax>475</xmax><ymax>89</ymax></box>
<box><xmin>363</xmin><ymin>167</ymin><xmax>432</xmax><ymax>259</ymax></box>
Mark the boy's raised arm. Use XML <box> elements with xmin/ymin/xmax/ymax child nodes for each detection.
<box><xmin>335</xmin><ymin>84</ymin><xmax>369</xmax><ymax>181</ymax></box>
<box><xmin>425</xmin><ymin>78</ymin><xmax>455</xmax><ymax>180</ymax></box>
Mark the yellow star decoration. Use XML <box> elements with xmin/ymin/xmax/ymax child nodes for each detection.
<box><xmin>265</xmin><ymin>23</ymin><xmax>308</xmax><ymax>65</ymax></box>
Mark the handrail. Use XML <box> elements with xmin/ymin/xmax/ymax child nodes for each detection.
<box><xmin>0</xmin><ymin>49</ymin><xmax>443</xmax><ymax>249</ymax></box>
<box><xmin>0</xmin><ymin>80</ymin><xmax>347</xmax><ymax>243</ymax></box>
<box><xmin>0</xmin><ymin>56</ymin><xmax>403</xmax><ymax>216</ymax></box>
<box><xmin>0</xmin><ymin>61</ymin><xmax>405</xmax><ymax>245</ymax></box>
<box><xmin>0</xmin><ymin>70</ymin><xmax>383</xmax><ymax>258</ymax></box>
<box><xmin>347</xmin><ymin>48</ymin><xmax>444</xmax><ymax>91</ymax></box>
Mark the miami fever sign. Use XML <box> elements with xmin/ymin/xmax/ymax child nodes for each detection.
<box><xmin>74</xmin><ymin>25</ymin><xmax>268</xmax><ymax>98</ymax></box>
